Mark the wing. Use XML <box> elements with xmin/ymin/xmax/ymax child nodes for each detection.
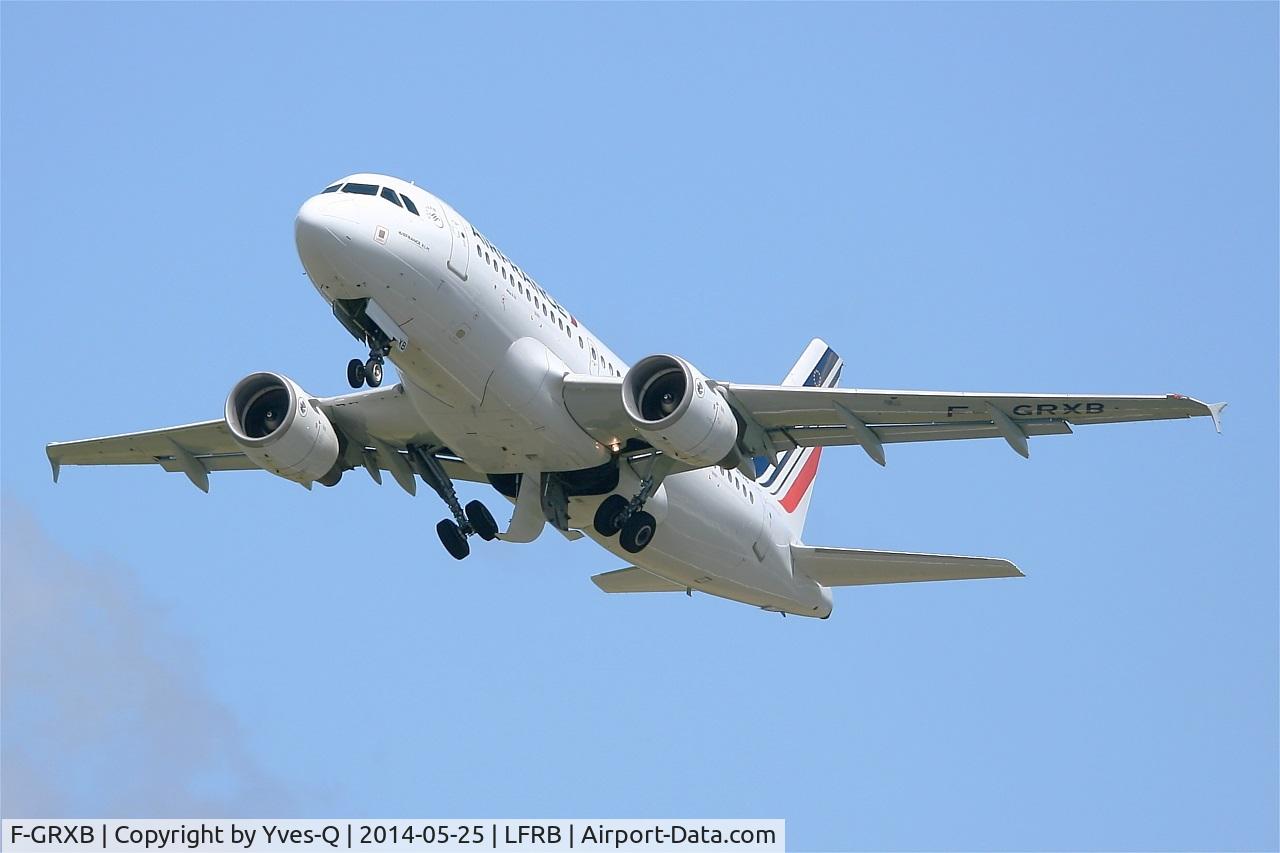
<box><xmin>791</xmin><ymin>545</ymin><xmax>1023</xmax><ymax>587</ymax></box>
<box><xmin>562</xmin><ymin>374</ymin><xmax>1225</xmax><ymax>467</ymax></box>
<box><xmin>46</xmin><ymin>383</ymin><xmax>487</xmax><ymax>491</ymax></box>
<box><xmin>726</xmin><ymin>385</ymin><xmax>1225</xmax><ymax>464</ymax></box>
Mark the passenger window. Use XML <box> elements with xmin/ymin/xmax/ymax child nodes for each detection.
<box><xmin>380</xmin><ymin>187</ymin><xmax>403</xmax><ymax>207</ymax></box>
<box><xmin>341</xmin><ymin>182</ymin><xmax>378</xmax><ymax>195</ymax></box>
<box><xmin>322</xmin><ymin>184</ymin><xmax>341</xmax><ymax>193</ymax></box>
<box><xmin>401</xmin><ymin>195</ymin><xmax>420</xmax><ymax>215</ymax></box>
<box><xmin>578</xmin><ymin>337</ymin><xmax>584</xmax><ymax>349</ymax></box>
<box><xmin>477</xmin><ymin>245</ymin><xmax>482</xmax><ymax>257</ymax></box>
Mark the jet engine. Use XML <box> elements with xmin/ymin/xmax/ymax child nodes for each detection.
<box><xmin>621</xmin><ymin>354</ymin><xmax>740</xmax><ymax>468</ymax></box>
<box><xmin>224</xmin><ymin>372</ymin><xmax>343</xmax><ymax>485</ymax></box>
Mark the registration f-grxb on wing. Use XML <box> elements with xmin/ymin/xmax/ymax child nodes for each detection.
<box><xmin>46</xmin><ymin>173</ymin><xmax>1226</xmax><ymax>619</ymax></box>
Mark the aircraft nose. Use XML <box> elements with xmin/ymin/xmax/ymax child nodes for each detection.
<box><xmin>295</xmin><ymin>193</ymin><xmax>362</xmax><ymax>296</ymax></box>
<box><xmin>295</xmin><ymin>193</ymin><xmax>363</xmax><ymax>262</ymax></box>
<box><xmin>295</xmin><ymin>194</ymin><xmax>344</xmax><ymax>246</ymax></box>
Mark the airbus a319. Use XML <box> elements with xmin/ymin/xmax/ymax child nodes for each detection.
<box><xmin>47</xmin><ymin>173</ymin><xmax>1225</xmax><ymax>618</ymax></box>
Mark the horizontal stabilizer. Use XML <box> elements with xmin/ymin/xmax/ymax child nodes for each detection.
<box><xmin>792</xmin><ymin>544</ymin><xmax>1022</xmax><ymax>587</ymax></box>
<box><xmin>592</xmin><ymin>567</ymin><xmax>686</xmax><ymax>594</ymax></box>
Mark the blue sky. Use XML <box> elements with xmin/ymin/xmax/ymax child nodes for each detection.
<box><xmin>2</xmin><ymin>3</ymin><xmax>1276</xmax><ymax>849</ymax></box>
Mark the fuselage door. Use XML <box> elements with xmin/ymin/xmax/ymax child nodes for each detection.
<box><xmin>447</xmin><ymin>218</ymin><xmax>470</xmax><ymax>281</ymax></box>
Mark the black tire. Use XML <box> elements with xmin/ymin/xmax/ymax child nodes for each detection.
<box><xmin>619</xmin><ymin>510</ymin><xmax>657</xmax><ymax>554</ymax></box>
<box><xmin>365</xmin><ymin>358</ymin><xmax>384</xmax><ymax>388</ymax></box>
<box><xmin>465</xmin><ymin>500</ymin><xmax>499</xmax><ymax>541</ymax></box>
<box><xmin>593</xmin><ymin>494</ymin><xmax>629</xmax><ymax>537</ymax></box>
<box><xmin>436</xmin><ymin>519</ymin><xmax>470</xmax><ymax>560</ymax></box>
<box><xmin>347</xmin><ymin>358</ymin><xmax>365</xmax><ymax>388</ymax></box>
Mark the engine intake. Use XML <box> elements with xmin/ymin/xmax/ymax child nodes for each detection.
<box><xmin>621</xmin><ymin>355</ymin><xmax>740</xmax><ymax>468</ymax></box>
<box><xmin>225</xmin><ymin>372</ymin><xmax>342</xmax><ymax>484</ymax></box>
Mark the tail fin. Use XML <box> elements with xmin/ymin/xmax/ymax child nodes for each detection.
<box><xmin>754</xmin><ymin>338</ymin><xmax>843</xmax><ymax>537</ymax></box>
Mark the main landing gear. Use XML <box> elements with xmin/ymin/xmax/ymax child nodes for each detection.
<box><xmin>410</xmin><ymin>445</ymin><xmax>499</xmax><ymax>561</ymax></box>
<box><xmin>592</xmin><ymin>457</ymin><xmax>671</xmax><ymax>554</ymax></box>
<box><xmin>347</xmin><ymin>342</ymin><xmax>390</xmax><ymax>389</ymax></box>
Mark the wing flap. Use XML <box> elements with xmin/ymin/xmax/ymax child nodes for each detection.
<box><xmin>792</xmin><ymin>544</ymin><xmax>1023</xmax><ymax>587</ymax></box>
<box><xmin>783</xmin><ymin>418</ymin><xmax>1074</xmax><ymax>448</ymax></box>
<box><xmin>592</xmin><ymin>566</ymin><xmax>687</xmax><ymax>593</ymax></box>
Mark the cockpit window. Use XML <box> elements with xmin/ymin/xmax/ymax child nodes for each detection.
<box><xmin>400</xmin><ymin>194</ymin><xmax>420</xmax><ymax>216</ymax></box>
<box><xmin>341</xmin><ymin>183</ymin><xmax>379</xmax><ymax>196</ymax></box>
<box><xmin>321</xmin><ymin>184</ymin><xmax>342</xmax><ymax>193</ymax></box>
<box><xmin>380</xmin><ymin>187</ymin><xmax>403</xmax><ymax>208</ymax></box>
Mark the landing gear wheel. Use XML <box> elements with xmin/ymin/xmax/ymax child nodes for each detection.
<box><xmin>465</xmin><ymin>500</ymin><xmax>499</xmax><ymax>541</ymax></box>
<box><xmin>347</xmin><ymin>358</ymin><xmax>365</xmax><ymax>388</ymax></box>
<box><xmin>594</xmin><ymin>495</ymin><xmax>629</xmax><ymax>537</ymax></box>
<box><xmin>364</xmin><ymin>358</ymin><xmax>384</xmax><ymax>388</ymax></box>
<box><xmin>436</xmin><ymin>519</ymin><xmax>470</xmax><ymax>560</ymax></box>
<box><xmin>619</xmin><ymin>511</ymin><xmax>657</xmax><ymax>554</ymax></box>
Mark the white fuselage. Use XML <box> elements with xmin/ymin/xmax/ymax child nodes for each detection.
<box><xmin>295</xmin><ymin>173</ymin><xmax>832</xmax><ymax>618</ymax></box>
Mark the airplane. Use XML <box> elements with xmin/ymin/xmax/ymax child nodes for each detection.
<box><xmin>45</xmin><ymin>172</ymin><xmax>1227</xmax><ymax>619</ymax></box>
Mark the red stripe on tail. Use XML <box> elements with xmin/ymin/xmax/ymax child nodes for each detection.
<box><xmin>780</xmin><ymin>447</ymin><xmax>822</xmax><ymax>513</ymax></box>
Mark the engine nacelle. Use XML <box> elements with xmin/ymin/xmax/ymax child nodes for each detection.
<box><xmin>224</xmin><ymin>372</ymin><xmax>342</xmax><ymax>484</ymax></box>
<box><xmin>621</xmin><ymin>354</ymin><xmax>740</xmax><ymax>468</ymax></box>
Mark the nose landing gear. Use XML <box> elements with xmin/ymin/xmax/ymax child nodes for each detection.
<box><xmin>347</xmin><ymin>343</ymin><xmax>390</xmax><ymax>389</ymax></box>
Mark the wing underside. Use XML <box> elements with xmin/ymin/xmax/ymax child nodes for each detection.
<box><xmin>46</xmin><ymin>384</ymin><xmax>487</xmax><ymax>491</ymax></box>
<box><xmin>561</xmin><ymin>370</ymin><xmax>1224</xmax><ymax>468</ymax></box>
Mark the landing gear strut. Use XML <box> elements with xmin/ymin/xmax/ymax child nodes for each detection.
<box><xmin>411</xmin><ymin>445</ymin><xmax>498</xmax><ymax>560</ymax></box>
<box><xmin>592</xmin><ymin>455</ymin><xmax>673</xmax><ymax>553</ymax></box>
<box><xmin>347</xmin><ymin>339</ymin><xmax>390</xmax><ymax>389</ymax></box>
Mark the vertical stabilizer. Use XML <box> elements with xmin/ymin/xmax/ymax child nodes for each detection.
<box><xmin>755</xmin><ymin>338</ymin><xmax>843</xmax><ymax>537</ymax></box>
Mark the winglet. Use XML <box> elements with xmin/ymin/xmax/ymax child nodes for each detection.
<box><xmin>47</xmin><ymin>447</ymin><xmax>61</xmax><ymax>483</ymax></box>
<box><xmin>1207</xmin><ymin>402</ymin><xmax>1227</xmax><ymax>434</ymax></box>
